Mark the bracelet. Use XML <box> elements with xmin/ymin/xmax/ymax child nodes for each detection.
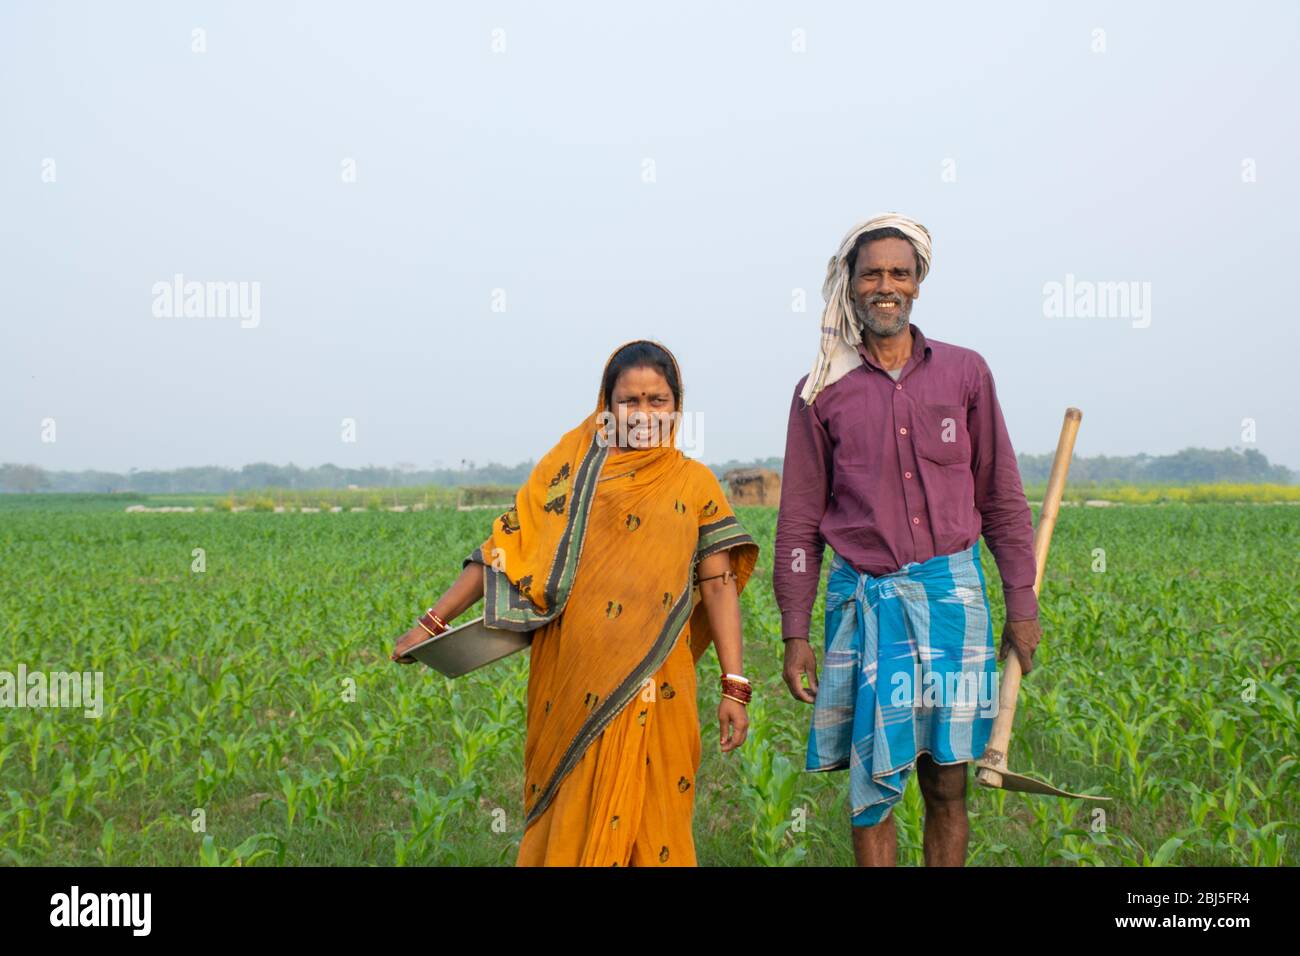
<box><xmin>417</xmin><ymin>609</ymin><xmax>449</xmax><ymax>637</ymax></box>
<box><xmin>696</xmin><ymin>569</ymin><xmax>736</xmax><ymax>586</ymax></box>
<box><xmin>722</xmin><ymin>673</ymin><xmax>750</xmax><ymax>684</ymax></box>
<box><xmin>721</xmin><ymin>692</ymin><xmax>749</xmax><ymax>706</ymax></box>
<box><xmin>719</xmin><ymin>676</ymin><xmax>752</xmax><ymax>704</ymax></box>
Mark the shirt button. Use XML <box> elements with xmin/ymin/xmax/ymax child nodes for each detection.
<box><xmin>895</xmin><ymin>383</ymin><xmax>902</xmax><ymax>390</ymax></box>
<box><xmin>904</xmin><ymin>471</ymin><xmax>912</xmax><ymax>479</ymax></box>
<box><xmin>912</xmin><ymin>516</ymin><xmax>920</xmax><ymax>525</ymax></box>
<box><xmin>899</xmin><ymin>427</ymin><xmax>908</xmax><ymax>436</ymax></box>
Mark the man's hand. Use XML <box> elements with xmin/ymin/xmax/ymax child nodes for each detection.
<box><xmin>782</xmin><ymin>638</ymin><xmax>819</xmax><ymax>703</ymax></box>
<box><xmin>998</xmin><ymin>618</ymin><xmax>1042</xmax><ymax>675</ymax></box>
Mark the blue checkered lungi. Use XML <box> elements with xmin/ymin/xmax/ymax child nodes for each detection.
<box><xmin>806</xmin><ymin>541</ymin><xmax>997</xmax><ymax>826</ymax></box>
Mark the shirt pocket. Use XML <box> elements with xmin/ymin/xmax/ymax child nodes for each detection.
<box><xmin>911</xmin><ymin>403</ymin><xmax>971</xmax><ymax>466</ymax></box>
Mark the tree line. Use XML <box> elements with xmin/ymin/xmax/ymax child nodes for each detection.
<box><xmin>1</xmin><ymin>447</ymin><xmax>1293</xmax><ymax>494</ymax></box>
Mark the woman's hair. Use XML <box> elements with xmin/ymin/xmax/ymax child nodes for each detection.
<box><xmin>601</xmin><ymin>341</ymin><xmax>681</xmax><ymax>411</ymax></box>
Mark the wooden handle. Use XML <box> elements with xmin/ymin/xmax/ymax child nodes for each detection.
<box><xmin>976</xmin><ymin>407</ymin><xmax>1081</xmax><ymax>787</ymax></box>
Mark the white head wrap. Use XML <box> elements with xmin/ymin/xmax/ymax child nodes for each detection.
<box><xmin>799</xmin><ymin>213</ymin><xmax>932</xmax><ymax>405</ymax></box>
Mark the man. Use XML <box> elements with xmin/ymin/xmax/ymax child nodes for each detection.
<box><xmin>773</xmin><ymin>213</ymin><xmax>1041</xmax><ymax>867</ymax></box>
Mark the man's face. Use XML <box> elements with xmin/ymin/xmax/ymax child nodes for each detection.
<box><xmin>849</xmin><ymin>237</ymin><xmax>920</xmax><ymax>337</ymax></box>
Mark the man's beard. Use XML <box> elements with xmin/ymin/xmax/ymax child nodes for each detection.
<box><xmin>853</xmin><ymin>294</ymin><xmax>912</xmax><ymax>338</ymax></box>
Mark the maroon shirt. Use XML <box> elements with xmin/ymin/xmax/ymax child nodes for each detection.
<box><xmin>773</xmin><ymin>323</ymin><xmax>1038</xmax><ymax>640</ymax></box>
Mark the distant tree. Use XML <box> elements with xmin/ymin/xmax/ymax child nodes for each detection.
<box><xmin>1016</xmin><ymin>447</ymin><xmax>1295</xmax><ymax>484</ymax></box>
<box><xmin>0</xmin><ymin>464</ymin><xmax>50</xmax><ymax>493</ymax></box>
<box><xmin>9</xmin><ymin>447</ymin><xmax>1294</xmax><ymax>495</ymax></box>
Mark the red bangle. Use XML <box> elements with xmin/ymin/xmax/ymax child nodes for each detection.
<box><xmin>719</xmin><ymin>676</ymin><xmax>752</xmax><ymax>703</ymax></box>
<box><xmin>417</xmin><ymin>609</ymin><xmax>448</xmax><ymax>636</ymax></box>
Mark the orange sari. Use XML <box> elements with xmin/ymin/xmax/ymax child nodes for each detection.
<box><xmin>463</xmin><ymin>340</ymin><xmax>759</xmax><ymax>866</ymax></box>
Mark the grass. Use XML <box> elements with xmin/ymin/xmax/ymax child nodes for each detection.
<box><xmin>0</xmin><ymin>500</ymin><xmax>1295</xmax><ymax>865</ymax></box>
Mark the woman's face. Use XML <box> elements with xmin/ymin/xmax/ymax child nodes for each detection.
<box><xmin>608</xmin><ymin>365</ymin><xmax>677</xmax><ymax>449</ymax></box>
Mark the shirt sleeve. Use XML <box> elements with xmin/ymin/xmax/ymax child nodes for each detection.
<box><xmin>772</xmin><ymin>375</ymin><xmax>832</xmax><ymax>639</ymax></box>
<box><xmin>967</xmin><ymin>358</ymin><xmax>1039</xmax><ymax>621</ymax></box>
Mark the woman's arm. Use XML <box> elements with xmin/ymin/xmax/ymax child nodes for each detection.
<box><xmin>391</xmin><ymin>563</ymin><xmax>485</xmax><ymax>663</ymax></box>
<box><xmin>431</xmin><ymin>562</ymin><xmax>487</xmax><ymax>622</ymax></box>
<box><xmin>697</xmin><ymin>548</ymin><xmax>748</xmax><ymax>752</ymax></box>
<box><xmin>697</xmin><ymin>549</ymin><xmax>742</xmax><ymax>675</ymax></box>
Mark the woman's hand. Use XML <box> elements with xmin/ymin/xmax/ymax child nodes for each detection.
<box><xmin>391</xmin><ymin>565</ymin><xmax>486</xmax><ymax>665</ymax></box>
<box><xmin>390</xmin><ymin>624</ymin><xmax>430</xmax><ymax>665</ymax></box>
<box><xmin>718</xmin><ymin>698</ymin><xmax>749</xmax><ymax>753</ymax></box>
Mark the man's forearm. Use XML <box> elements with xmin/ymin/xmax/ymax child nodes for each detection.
<box><xmin>773</xmin><ymin>530</ymin><xmax>824</xmax><ymax>639</ymax></box>
<box><xmin>969</xmin><ymin>363</ymin><xmax>1039</xmax><ymax>621</ymax></box>
<box><xmin>774</xmin><ymin>378</ymin><xmax>832</xmax><ymax>641</ymax></box>
<box><xmin>981</xmin><ymin>503</ymin><xmax>1039</xmax><ymax>620</ymax></box>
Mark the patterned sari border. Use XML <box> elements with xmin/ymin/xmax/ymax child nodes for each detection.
<box><xmin>466</xmin><ymin>433</ymin><xmax>608</xmax><ymax>632</ymax></box>
<box><xmin>696</xmin><ymin>515</ymin><xmax>756</xmax><ymax>563</ymax></box>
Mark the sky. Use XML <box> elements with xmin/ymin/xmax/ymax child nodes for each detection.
<box><xmin>3</xmin><ymin>0</ymin><xmax>1298</xmax><ymax>474</ymax></box>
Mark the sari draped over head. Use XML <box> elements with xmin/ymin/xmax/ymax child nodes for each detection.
<box><xmin>463</xmin><ymin>339</ymin><xmax>759</xmax><ymax>864</ymax></box>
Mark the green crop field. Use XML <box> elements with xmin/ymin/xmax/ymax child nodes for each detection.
<box><xmin>0</xmin><ymin>498</ymin><xmax>1295</xmax><ymax>866</ymax></box>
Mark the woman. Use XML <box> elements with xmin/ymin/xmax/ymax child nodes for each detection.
<box><xmin>391</xmin><ymin>339</ymin><xmax>760</xmax><ymax>866</ymax></box>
